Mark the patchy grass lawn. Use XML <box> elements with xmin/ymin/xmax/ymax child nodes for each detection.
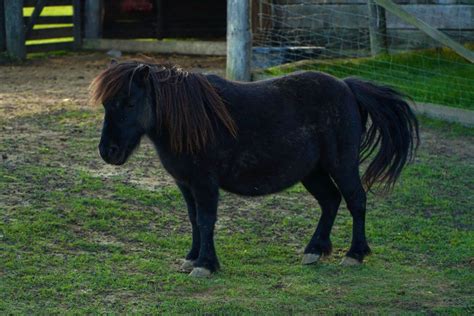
<box><xmin>261</xmin><ymin>47</ymin><xmax>474</xmax><ymax>110</ymax></box>
<box><xmin>0</xmin><ymin>54</ymin><xmax>473</xmax><ymax>313</ymax></box>
<box><xmin>1</xmin><ymin>106</ymin><xmax>473</xmax><ymax>314</ymax></box>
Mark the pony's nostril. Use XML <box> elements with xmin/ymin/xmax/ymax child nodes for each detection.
<box><xmin>108</xmin><ymin>144</ymin><xmax>120</xmax><ymax>157</ymax></box>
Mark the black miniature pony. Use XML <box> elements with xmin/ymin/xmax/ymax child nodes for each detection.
<box><xmin>90</xmin><ymin>60</ymin><xmax>419</xmax><ymax>277</ymax></box>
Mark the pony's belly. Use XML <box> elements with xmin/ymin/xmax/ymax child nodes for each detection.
<box><xmin>219</xmin><ymin>151</ymin><xmax>318</xmax><ymax>196</ymax></box>
<box><xmin>220</xmin><ymin>175</ymin><xmax>301</xmax><ymax>196</ymax></box>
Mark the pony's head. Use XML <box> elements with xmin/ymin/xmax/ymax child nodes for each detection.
<box><xmin>90</xmin><ymin>61</ymin><xmax>154</xmax><ymax>165</ymax></box>
<box><xmin>90</xmin><ymin>60</ymin><xmax>237</xmax><ymax>165</ymax></box>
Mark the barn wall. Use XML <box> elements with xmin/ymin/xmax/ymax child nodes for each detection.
<box><xmin>102</xmin><ymin>0</ymin><xmax>226</xmax><ymax>39</ymax></box>
<box><xmin>254</xmin><ymin>0</ymin><xmax>474</xmax><ymax>53</ymax></box>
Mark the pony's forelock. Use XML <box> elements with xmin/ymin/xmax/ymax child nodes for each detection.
<box><xmin>89</xmin><ymin>60</ymin><xmax>237</xmax><ymax>153</ymax></box>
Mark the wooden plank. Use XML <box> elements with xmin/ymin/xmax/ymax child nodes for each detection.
<box><xmin>275</xmin><ymin>4</ymin><xmax>474</xmax><ymax>30</ymax></box>
<box><xmin>26</xmin><ymin>16</ymin><xmax>73</xmax><ymax>24</ymax></box>
<box><xmin>24</xmin><ymin>16</ymin><xmax>73</xmax><ymax>24</ymax></box>
<box><xmin>387</xmin><ymin>29</ymin><xmax>474</xmax><ymax>51</ymax></box>
<box><xmin>0</xmin><ymin>0</ymin><xmax>6</xmax><ymax>52</ymax></box>
<box><xmin>274</xmin><ymin>0</ymin><xmax>367</xmax><ymax>4</ymax></box>
<box><xmin>25</xmin><ymin>0</ymin><xmax>47</xmax><ymax>40</ymax></box>
<box><xmin>82</xmin><ymin>39</ymin><xmax>227</xmax><ymax>56</ymax></box>
<box><xmin>275</xmin><ymin>4</ymin><xmax>368</xmax><ymax>29</ymax></box>
<box><xmin>24</xmin><ymin>0</ymin><xmax>71</xmax><ymax>6</ymax></box>
<box><xmin>26</xmin><ymin>41</ymin><xmax>73</xmax><ymax>53</ymax></box>
<box><xmin>227</xmin><ymin>0</ymin><xmax>252</xmax><ymax>81</ymax></box>
<box><xmin>258</xmin><ymin>27</ymin><xmax>370</xmax><ymax>50</ymax></box>
<box><xmin>4</xmin><ymin>0</ymin><xmax>26</xmax><ymax>59</ymax></box>
<box><xmin>259</xmin><ymin>27</ymin><xmax>474</xmax><ymax>52</ymax></box>
<box><xmin>273</xmin><ymin>0</ymin><xmax>474</xmax><ymax>4</ymax></box>
<box><xmin>367</xmin><ymin>0</ymin><xmax>388</xmax><ymax>55</ymax></box>
<box><xmin>375</xmin><ymin>0</ymin><xmax>474</xmax><ymax>63</ymax></box>
<box><xmin>29</xmin><ymin>27</ymin><xmax>73</xmax><ymax>40</ymax></box>
<box><xmin>72</xmin><ymin>0</ymin><xmax>81</xmax><ymax>49</ymax></box>
<box><xmin>84</xmin><ymin>0</ymin><xmax>102</xmax><ymax>38</ymax></box>
<box><xmin>386</xmin><ymin>5</ymin><xmax>474</xmax><ymax>29</ymax></box>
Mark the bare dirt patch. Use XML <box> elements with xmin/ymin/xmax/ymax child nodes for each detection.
<box><xmin>0</xmin><ymin>52</ymin><xmax>225</xmax><ymax>119</ymax></box>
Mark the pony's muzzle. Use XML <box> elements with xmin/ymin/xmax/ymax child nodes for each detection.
<box><xmin>99</xmin><ymin>143</ymin><xmax>124</xmax><ymax>165</ymax></box>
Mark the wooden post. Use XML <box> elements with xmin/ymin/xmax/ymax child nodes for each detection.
<box><xmin>367</xmin><ymin>0</ymin><xmax>387</xmax><ymax>56</ymax></box>
<box><xmin>155</xmin><ymin>0</ymin><xmax>164</xmax><ymax>39</ymax></box>
<box><xmin>4</xmin><ymin>0</ymin><xmax>26</xmax><ymax>59</ymax></box>
<box><xmin>84</xmin><ymin>0</ymin><xmax>102</xmax><ymax>39</ymax></box>
<box><xmin>0</xmin><ymin>0</ymin><xmax>6</xmax><ymax>52</ymax></box>
<box><xmin>227</xmin><ymin>0</ymin><xmax>252</xmax><ymax>81</ymax></box>
<box><xmin>73</xmin><ymin>0</ymin><xmax>82</xmax><ymax>49</ymax></box>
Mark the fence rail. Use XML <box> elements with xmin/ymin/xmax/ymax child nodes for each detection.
<box><xmin>1</xmin><ymin>0</ymin><xmax>81</xmax><ymax>58</ymax></box>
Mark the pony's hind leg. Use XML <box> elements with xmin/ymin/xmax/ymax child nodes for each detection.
<box><xmin>331</xmin><ymin>167</ymin><xmax>371</xmax><ymax>265</ymax></box>
<box><xmin>301</xmin><ymin>169</ymin><xmax>342</xmax><ymax>265</ymax></box>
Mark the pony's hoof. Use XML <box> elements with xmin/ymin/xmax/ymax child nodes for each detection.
<box><xmin>179</xmin><ymin>260</ymin><xmax>195</xmax><ymax>273</ymax></box>
<box><xmin>340</xmin><ymin>256</ymin><xmax>362</xmax><ymax>266</ymax></box>
<box><xmin>302</xmin><ymin>253</ymin><xmax>321</xmax><ymax>265</ymax></box>
<box><xmin>189</xmin><ymin>267</ymin><xmax>212</xmax><ymax>278</ymax></box>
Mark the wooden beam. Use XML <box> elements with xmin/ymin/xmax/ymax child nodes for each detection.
<box><xmin>0</xmin><ymin>0</ymin><xmax>6</xmax><ymax>52</ymax></box>
<box><xmin>24</xmin><ymin>0</ymin><xmax>71</xmax><ymax>6</ymax></box>
<box><xmin>367</xmin><ymin>0</ymin><xmax>387</xmax><ymax>56</ymax></box>
<box><xmin>72</xmin><ymin>0</ymin><xmax>81</xmax><ymax>49</ymax></box>
<box><xmin>84</xmin><ymin>0</ymin><xmax>102</xmax><ymax>39</ymax></box>
<box><xmin>4</xmin><ymin>0</ymin><xmax>26</xmax><ymax>59</ymax></box>
<box><xmin>26</xmin><ymin>41</ymin><xmax>73</xmax><ymax>53</ymax></box>
<box><xmin>24</xmin><ymin>16</ymin><xmax>73</xmax><ymax>25</ymax></box>
<box><xmin>25</xmin><ymin>0</ymin><xmax>47</xmax><ymax>40</ymax></box>
<box><xmin>227</xmin><ymin>0</ymin><xmax>252</xmax><ymax>81</ymax></box>
<box><xmin>82</xmin><ymin>39</ymin><xmax>226</xmax><ymax>56</ymax></box>
<box><xmin>29</xmin><ymin>27</ymin><xmax>73</xmax><ymax>40</ymax></box>
<box><xmin>375</xmin><ymin>0</ymin><xmax>474</xmax><ymax>63</ymax></box>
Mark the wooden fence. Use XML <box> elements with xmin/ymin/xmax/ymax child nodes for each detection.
<box><xmin>254</xmin><ymin>0</ymin><xmax>474</xmax><ymax>54</ymax></box>
<box><xmin>1</xmin><ymin>0</ymin><xmax>81</xmax><ymax>58</ymax></box>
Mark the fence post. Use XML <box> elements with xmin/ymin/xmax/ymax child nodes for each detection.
<box><xmin>227</xmin><ymin>0</ymin><xmax>252</xmax><ymax>81</ymax></box>
<box><xmin>4</xmin><ymin>0</ymin><xmax>25</xmax><ymax>59</ymax></box>
<box><xmin>0</xmin><ymin>0</ymin><xmax>6</xmax><ymax>52</ymax></box>
<box><xmin>367</xmin><ymin>0</ymin><xmax>388</xmax><ymax>56</ymax></box>
<box><xmin>84</xmin><ymin>0</ymin><xmax>102</xmax><ymax>39</ymax></box>
<box><xmin>73</xmin><ymin>0</ymin><xmax>82</xmax><ymax>49</ymax></box>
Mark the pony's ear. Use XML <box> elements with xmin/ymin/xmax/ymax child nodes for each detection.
<box><xmin>133</xmin><ymin>65</ymin><xmax>151</xmax><ymax>88</ymax></box>
<box><xmin>108</xmin><ymin>59</ymin><xmax>118</xmax><ymax>68</ymax></box>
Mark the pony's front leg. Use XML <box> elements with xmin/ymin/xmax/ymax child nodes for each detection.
<box><xmin>188</xmin><ymin>183</ymin><xmax>220</xmax><ymax>277</ymax></box>
<box><xmin>177</xmin><ymin>184</ymin><xmax>200</xmax><ymax>273</ymax></box>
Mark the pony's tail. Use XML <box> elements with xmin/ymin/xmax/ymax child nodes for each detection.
<box><xmin>344</xmin><ymin>77</ymin><xmax>420</xmax><ymax>191</ymax></box>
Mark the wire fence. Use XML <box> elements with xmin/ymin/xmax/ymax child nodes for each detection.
<box><xmin>252</xmin><ymin>0</ymin><xmax>474</xmax><ymax>109</ymax></box>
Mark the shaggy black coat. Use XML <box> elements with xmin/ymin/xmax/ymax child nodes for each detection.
<box><xmin>93</xmin><ymin>62</ymin><xmax>419</xmax><ymax>274</ymax></box>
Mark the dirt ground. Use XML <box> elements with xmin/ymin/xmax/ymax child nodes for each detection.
<box><xmin>0</xmin><ymin>52</ymin><xmax>473</xmax><ymax>313</ymax></box>
<box><xmin>0</xmin><ymin>52</ymin><xmax>226</xmax><ymax>119</ymax></box>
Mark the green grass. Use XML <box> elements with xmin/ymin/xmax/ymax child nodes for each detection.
<box><xmin>263</xmin><ymin>47</ymin><xmax>474</xmax><ymax>110</ymax></box>
<box><xmin>0</xmin><ymin>104</ymin><xmax>473</xmax><ymax>313</ymax></box>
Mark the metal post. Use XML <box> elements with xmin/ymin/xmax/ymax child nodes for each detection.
<box><xmin>367</xmin><ymin>0</ymin><xmax>388</xmax><ymax>56</ymax></box>
<box><xmin>227</xmin><ymin>0</ymin><xmax>252</xmax><ymax>81</ymax></box>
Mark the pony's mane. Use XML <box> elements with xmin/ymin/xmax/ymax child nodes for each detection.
<box><xmin>89</xmin><ymin>60</ymin><xmax>237</xmax><ymax>153</ymax></box>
